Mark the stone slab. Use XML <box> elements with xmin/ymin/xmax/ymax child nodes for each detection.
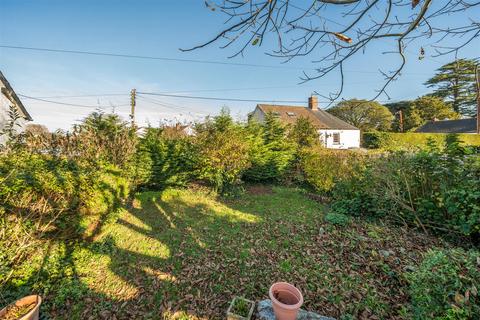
<box><xmin>256</xmin><ymin>300</ymin><xmax>336</xmax><ymax>320</ymax></box>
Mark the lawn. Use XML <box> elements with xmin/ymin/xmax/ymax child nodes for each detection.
<box><xmin>41</xmin><ymin>186</ymin><xmax>446</xmax><ymax>319</ymax></box>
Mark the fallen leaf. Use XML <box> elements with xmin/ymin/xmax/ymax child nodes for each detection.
<box><xmin>334</xmin><ymin>32</ymin><xmax>352</xmax><ymax>43</ymax></box>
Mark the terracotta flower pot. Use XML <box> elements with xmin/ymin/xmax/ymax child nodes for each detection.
<box><xmin>0</xmin><ymin>295</ymin><xmax>42</xmax><ymax>320</ymax></box>
<box><xmin>269</xmin><ymin>282</ymin><xmax>303</xmax><ymax>320</ymax></box>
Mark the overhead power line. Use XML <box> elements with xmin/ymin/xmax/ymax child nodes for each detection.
<box><xmin>18</xmin><ymin>94</ymin><xmax>129</xmax><ymax>109</ymax></box>
<box><xmin>137</xmin><ymin>92</ymin><xmax>308</xmax><ymax>104</ymax></box>
<box><xmin>31</xmin><ymin>93</ymin><xmax>127</xmax><ymax>99</ymax></box>
<box><xmin>0</xmin><ymin>45</ymin><xmax>307</xmax><ymax>70</ymax></box>
<box><xmin>138</xmin><ymin>96</ymin><xmax>210</xmax><ymax>116</ymax></box>
<box><xmin>137</xmin><ymin>91</ymin><xmax>407</xmax><ymax>104</ymax></box>
<box><xmin>0</xmin><ymin>44</ymin><xmax>435</xmax><ymax>75</ymax></box>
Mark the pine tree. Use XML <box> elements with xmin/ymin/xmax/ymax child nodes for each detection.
<box><xmin>425</xmin><ymin>58</ymin><xmax>478</xmax><ymax>116</ymax></box>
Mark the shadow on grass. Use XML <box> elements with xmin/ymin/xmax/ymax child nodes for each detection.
<box><xmin>3</xmin><ymin>183</ymin><xmax>439</xmax><ymax>319</ymax></box>
<box><xmin>0</xmin><ymin>164</ymin><xmax>130</xmax><ymax>319</ymax></box>
<box><xmin>1</xmin><ymin>179</ymin><xmax>264</xmax><ymax>319</ymax></box>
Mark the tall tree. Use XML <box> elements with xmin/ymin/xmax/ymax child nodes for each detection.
<box><xmin>328</xmin><ymin>99</ymin><xmax>393</xmax><ymax>131</ymax></box>
<box><xmin>386</xmin><ymin>96</ymin><xmax>460</xmax><ymax>131</ymax></box>
<box><xmin>425</xmin><ymin>59</ymin><xmax>478</xmax><ymax>116</ymax></box>
<box><xmin>411</xmin><ymin>96</ymin><xmax>459</xmax><ymax>122</ymax></box>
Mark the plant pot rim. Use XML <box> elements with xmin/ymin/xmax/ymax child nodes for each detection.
<box><xmin>0</xmin><ymin>295</ymin><xmax>42</xmax><ymax>320</ymax></box>
<box><xmin>269</xmin><ymin>282</ymin><xmax>304</xmax><ymax>310</ymax></box>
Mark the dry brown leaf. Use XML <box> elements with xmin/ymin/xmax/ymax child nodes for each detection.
<box><xmin>333</xmin><ymin>32</ymin><xmax>352</xmax><ymax>43</ymax></box>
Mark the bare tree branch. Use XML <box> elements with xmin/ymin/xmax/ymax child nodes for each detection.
<box><xmin>182</xmin><ymin>0</ymin><xmax>480</xmax><ymax>104</ymax></box>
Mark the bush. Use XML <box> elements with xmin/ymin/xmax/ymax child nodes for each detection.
<box><xmin>408</xmin><ymin>249</ymin><xmax>480</xmax><ymax>319</ymax></box>
<box><xmin>243</xmin><ymin>114</ymin><xmax>296</xmax><ymax>182</ymax></box>
<box><xmin>0</xmin><ymin>111</ymin><xmax>133</xmax><ymax>304</ymax></box>
<box><xmin>136</xmin><ymin>127</ymin><xmax>198</xmax><ymax>189</ymax></box>
<box><xmin>363</xmin><ymin>132</ymin><xmax>480</xmax><ymax>150</ymax></box>
<box><xmin>195</xmin><ymin>110</ymin><xmax>250</xmax><ymax>194</ymax></box>
<box><xmin>300</xmin><ymin>146</ymin><xmax>367</xmax><ymax>193</ymax></box>
<box><xmin>0</xmin><ymin>152</ymin><xmax>128</xmax><ymax>298</ymax></box>
<box><xmin>331</xmin><ymin>136</ymin><xmax>480</xmax><ymax>240</ymax></box>
<box><xmin>325</xmin><ymin>212</ymin><xmax>351</xmax><ymax>226</ymax></box>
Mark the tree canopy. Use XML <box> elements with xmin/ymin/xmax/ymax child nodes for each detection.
<box><xmin>387</xmin><ymin>96</ymin><xmax>460</xmax><ymax>132</ymax></box>
<box><xmin>425</xmin><ymin>59</ymin><xmax>478</xmax><ymax>116</ymax></box>
<box><xmin>328</xmin><ymin>99</ymin><xmax>393</xmax><ymax>131</ymax></box>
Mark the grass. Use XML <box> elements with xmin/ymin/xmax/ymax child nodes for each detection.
<box><xmin>229</xmin><ymin>297</ymin><xmax>252</xmax><ymax>317</ymax></box>
<box><xmin>3</xmin><ymin>186</ymin><xmax>448</xmax><ymax>319</ymax></box>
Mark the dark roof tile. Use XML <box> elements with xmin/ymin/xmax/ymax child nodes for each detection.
<box><xmin>256</xmin><ymin>104</ymin><xmax>357</xmax><ymax>130</ymax></box>
<box><xmin>415</xmin><ymin>118</ymin><xmax>477</xmax><ymax>133</ymax></box>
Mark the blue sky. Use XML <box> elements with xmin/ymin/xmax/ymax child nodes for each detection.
<box><xmin>1</xmin><ymin>0</ymin><xmax>478</xmax><ymax>130</ymax></box>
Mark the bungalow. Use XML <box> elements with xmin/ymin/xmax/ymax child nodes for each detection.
<box><xmin>416</xmin><ymin>118</ymin><xmax>478</xmax><ymax>134</ymax></box>
<box><xmin>249</xmin><ymin>96</ymin><xmax>360</xmax><ymax>149</ymax></box>
<box><xmin>0</xmin><ymin>71</ymin><xmax>32</xmax><ymax>144</ymax></box>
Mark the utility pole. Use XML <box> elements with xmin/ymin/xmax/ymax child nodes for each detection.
<box><xmin>130</xmin><ymin>88</ymin><xmax>136</xmax><ymax>127</ymax></box>
<box><xmin>398</xmin><ymin>110</ymin><xmax>404</xmax><ymax>133</ymax></box>
<box><xmin>476</xmin><ymin>65</ymin><xmax>480</xmax><ymax>134</ymax></box>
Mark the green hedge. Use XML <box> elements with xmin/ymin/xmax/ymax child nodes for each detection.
<box><xmin>363</xmin><ymin>132</ymin><xmax>480</xmax><ymax>150</ymax></box>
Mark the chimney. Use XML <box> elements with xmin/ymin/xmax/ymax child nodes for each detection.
<box><xmin>308</xmin><ymin>95</ymin><xmax>318</xmax><ymax>111</ymax></box>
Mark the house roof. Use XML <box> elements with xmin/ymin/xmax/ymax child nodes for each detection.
<box><xmin>0</xmin><ymin>70</ymin><xmax>33</xmax><ymax>121</ymax></box>
<box><xmin>256</xmin><ymin>104</ymin><xmax>358</xmax><ymax>130</ymax></box>
<box><xmin>415</xmin><ymin>118</ymin><xmax>477</xmax><ymax>133</ymax></box>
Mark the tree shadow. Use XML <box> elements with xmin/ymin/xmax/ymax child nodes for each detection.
<box><xmin>3</xmin><ymin>182</ymin><xmax>441</xmax><ymax>319</ymax></box>
<box><xmin>0</xmin><ymin>162</ymin><xmax>131</xmax><ymax>318</ymax></box>
<box><xmin>76</xmin><ymin>190</ymin><xmax>261</xmax><ymax>319</ymax></box>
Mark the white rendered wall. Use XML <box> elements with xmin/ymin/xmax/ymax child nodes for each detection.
<box><xmin>318</xmin><ymin>129</ymin><xmax>360</xmax><ymax>149</ymax></box>
<box><xmin>0</xmin><ymin>88</ymin><xmax>27</xmax><ymax>145</ymax></box>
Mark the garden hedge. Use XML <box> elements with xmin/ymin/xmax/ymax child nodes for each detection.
<box><xmin>363</xmin><ymin>132</ymin><xmax>480</xmax><ymax>150</ymax></box>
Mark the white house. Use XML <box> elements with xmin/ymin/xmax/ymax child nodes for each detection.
<box><xmin>249</xmin><ymin>96</ymin><xmax>360</xmax><ymax>149</ymax></box>
<box><xmin>0</xmin><ymin>71</ymin><xmax>32</xmax><ymax>145</ymax></box>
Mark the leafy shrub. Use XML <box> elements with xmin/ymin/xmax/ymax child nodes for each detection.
<box><xmin>136</xmin><ymin>127</ymin><xmax>198</xmax><ymax>189</ymax></box>
<box><xmin>24</xmin><ymin>112</ymin><xmax>138</xmax><ymax>170</ymax></box>
<box><xmin>0</xmin><ymin>111</ymin><xmax>133</xmax><ymax>305</ymax></box>
<box><xmin>407</xmin><ymin>249</ymin><xmax>480</xmax><ymax>319</ymax></box>
<box><xmin>330</xmin><ymin>197</ymin><xmax>376</xmax><ymax>218</ymax></box>
<box><xmin>363</xmin><ymin>132</ymin><xmax>480</xmax><ymax>150</ymax></box>
<box><xmin>331</xmin><ymin>135</ymin><xmax>480</xmax><ymax>240</ymax></box>
<box><xmin>195</xmin><ymin>110</ymin><xmax>250</xmax><ymax>194</ymax></box>
<box><xmin>300</xmin><ymin>146</ymin><xmax>367</xmax><ymax>193</ymax></box>
<box><xmin>325</xmin><ymin>212</ymin><xmax>351</xmax><ymax>226</ymax></box>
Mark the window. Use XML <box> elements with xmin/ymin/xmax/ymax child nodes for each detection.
<box><xmin>332</xmin><ymin>133</ymin><xmax>340</xmax><ymax>145</ymax></box>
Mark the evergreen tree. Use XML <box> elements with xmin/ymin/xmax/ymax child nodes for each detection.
<box><xmin>263</xmin><ymin>112</ymin><xmax>286</xmax><ymax>145</ymax></box>
<box><xmin>288</xmin><ymin>117</ymin><xmax>319</xmax><ymax>148</ymax></box>
<box><xmin>425</xmin><ymin>58</ymin><xmax>477</xmax><ymax>116</ymax></box>
<box><xmin>213</xmin><ymin>106</ymin><xmax>234</xmax><ymax>132</ymax></box>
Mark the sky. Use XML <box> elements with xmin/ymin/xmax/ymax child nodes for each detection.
<box><xmin>0</xmin><ymin>0</ymin><xmax>479</xmax><ymax>130</ymax></box>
